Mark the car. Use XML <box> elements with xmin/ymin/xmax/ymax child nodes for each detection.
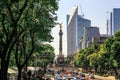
<box><xmin>55</xmin><ymin>76</ymin><xmax>62</xmax><ymax>80</ymax></box>
<box><xmin>66</xmin><ymin>76</ymin><xmax>77</xmax><ymax>80</ymax></box>
<box><xmin>80</xmin><ymin>77</ymin><xmax>86</xmax><ymax>80</ymax></box>
<box><xmin>62</xmin><ymin>74</ymin><xmax>68</xmax><ymax>79</ymax></box>
<box><xmin>89</xmin><ymin>74</ymin><xmax>94</xmax><ymax>79</ymax></box>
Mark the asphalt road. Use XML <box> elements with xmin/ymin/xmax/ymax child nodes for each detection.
<box><xmin>46</xmin><ymin>65</ymin><xmax>115</xmax><ymax>80</ymax></box>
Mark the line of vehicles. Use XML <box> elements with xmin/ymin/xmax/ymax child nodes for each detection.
<box><xmin>46</xmin><ymin>68</ymin><xmax>95</xmax><ymax>80</ymax></box>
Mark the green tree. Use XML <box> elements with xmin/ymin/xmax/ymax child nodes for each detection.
<box><xmin>104</xmin><ymin>37</ymin><xmax>114</xmax><ymax>70</ymax></box>
<box><xmin>0</xmin><ymin>0</ymin><xmax>58</xmax><ymax>80</ymax></box>
<box><xmin>29</xmin><ymin>43</ymin><xmax>55</xmax><ymax>78</ymax></box>
<box><xmin>30</xmin><ymin>43</ymin><xmax>55</xmax><ymax>67</ymax></box>
<box><xmin>111</xmin><ymin>42</ymin><xmax>120</xmax><ymax>67</ymax></box>
<box><xmin>104</xmin><ymin>30</ymin><xmax>120</xmax><ymax>78</ymax></box>
<box><xmin>87</xmin><ymin>52</ymin><xmax>98</xmax><ymax>72</ymax></box>
<box><xmin>104</xmin><ymin>37</ymin><xmax>114</xmax><ymax>53</ymax></box>
<box><xmin>74</xmin><ymin>52</ymin><xmax>80</xmax><ymax>66</ymax></box>
<box><xmin>74</xmin><ymin>47</ymin><xmax>94</xmax><ymax>72</ymax></box>
<box><xmin>104</xmin><ymin>30</ymin><xmax>120</xmax><ymax>67</ymax></box>
<box><xmin>86</xmin><ymin>43</ymin><xmax>100</xmax><ymax>73</ymax></box>
<box><xmin>112</xmin><ymin>30</ymin><xmax>120</xmax><ymax>67</ymax></box>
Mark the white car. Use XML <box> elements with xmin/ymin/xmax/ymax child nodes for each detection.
<box><xmin>66</xmin><ymin>77</ymin><xmax>76</xmax><ymax>80</ymax></box>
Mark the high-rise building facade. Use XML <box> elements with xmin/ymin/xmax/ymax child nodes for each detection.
<box><xmin>67</xmin><ymin>6</ymin><xmax>91</xmax><ymax>56</ymax></box>
<box><xmin>92</xmin><ymin>34</ymin><xmax>111</xmax><ymax>44</ymax></box>
<box><xmin>67</xmin><ymin>6</ymin><xmax>78</xmax><ymax>56</ymax></box>
<box><xmin>109</xmin><ymin>12</ymin><xmax>112</xmax><ymax>35</ymax></box>
<box><xmin>77</xmin><ymin>16</ymin><xmax>91</xmax><ymax>49</ymax></box>
<box><xmin>110</xmin><ymin>8</ymin><xmax>120</xmax><ymax>35</ymax></box>
<box><xmin>82</xmin><ymin>27</ymin><xmax>100</xmax><ymax>49</ymax></box>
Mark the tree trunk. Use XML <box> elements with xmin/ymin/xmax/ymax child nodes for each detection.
<box><xmin>17</xmin><ymin>67</ymin><xmax>22</xmax><ymax>80</ymax></box>
<box><xmin>114</xmin><ymin>67</ymin><xmax>118</xmax><ymax>79</ymax></box>
<box><xmin>0</xmin><ymin>60</ymin><xmax>8</xmax><ymax>80</ymax></box>
<box><xmin>95</xmin><ymin>66</ymin><xmax>98</xmax><ymax>74</ymax></box>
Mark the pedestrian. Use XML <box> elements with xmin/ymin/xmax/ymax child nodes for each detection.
<box><xmin>86</xmin><ymin>75</ymin><xmax>90</xmax><ymax>80</ymax></box>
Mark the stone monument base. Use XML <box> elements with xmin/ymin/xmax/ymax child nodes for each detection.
<box><xmin>56</xmin><ymin>55</ymin><xmax>64</xmax><ymax>65</ymax></box>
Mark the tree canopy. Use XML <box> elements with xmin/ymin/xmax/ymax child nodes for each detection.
<box><xmin>0</xmin><ymin>0</ymin><xmax>59</xmax><ymax>80</ymax></box>
<box><xmin>74</xmin><ymin>30</ymin><xmax>120</xmax><ymax>78</ymax></box>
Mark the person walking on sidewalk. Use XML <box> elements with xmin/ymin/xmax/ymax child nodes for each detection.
<box><xmin>86</xmin><ymin>75</ymin><xmax>90</xmax><ymax>80</ymax></box>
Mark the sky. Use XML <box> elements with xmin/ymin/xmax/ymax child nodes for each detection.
<box><xmin>50</xmin><ymin>0</ymin><xmax>120</xmax><ymax>57</ymax></box>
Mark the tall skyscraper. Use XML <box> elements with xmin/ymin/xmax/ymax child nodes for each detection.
<box><xmin>82</xmin><ymin>27</ymin><xmax>100</xmax><ymax>49</ymax></box>
<box><xmin>67</xmin><ymin>6</ymin><xmax>78</xmax><ymax>56</ymax></box>
<box><xmin>77</xmin><ymin>16</ymin><xmax>91</xmax><ymax>49</ymax></box>
<box><xmin>110</xmin><ymin>8</ymin><xmax>120</xmax><ymax>35</ymax></box>
<box><xmin>109</xmin><ymin>12</ymin><xmax>112</xmax><ymax>35</ymax></box>
<box><xmin>67</xmin><ymin>6</ymin><xmax>91</xmax><ymax>56</ymax></box>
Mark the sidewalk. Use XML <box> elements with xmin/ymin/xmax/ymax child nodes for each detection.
<box><xmin>77</xmin><ymin>68</ymin><xmax>115</xmax><ymax>80</ymax></box>
<box><xmin>95</xmin><ymin>75</ymin><xmax>115</xmax><ymax>80</ymax></box>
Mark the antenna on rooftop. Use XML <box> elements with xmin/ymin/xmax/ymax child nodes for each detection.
<box><xmin>80</xmin><ymin>4</ymin><xmax>84</xmax><ymax>17</ymax></box>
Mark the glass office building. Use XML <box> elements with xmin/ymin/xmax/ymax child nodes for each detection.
<box><xmin>77</xmin><ymin>16</ymin><xmax>91</xmax><ymax>49</ymax></box>
<box><xmin>67</xmin><ymin>6</ymin><xmax>91</xmax><ymax>56</ymax></box>
<box><xmin>67</xmin><ymin>6</ymin><xmax>78</xmax><ymax>56</ymax></box>
<box><xmin>110</xmin><ymin>8</ymin><xmax>120</xmax><ymax>35</ymax></box>
<box><xmin>82</xmin><ymin>27</ymin><xmax>100</xmax><ymax>49</ymax></box>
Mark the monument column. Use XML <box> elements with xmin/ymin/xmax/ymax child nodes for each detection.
<box><xmin>56</xmin><ymin>23</ymin><xmax>64</xmax><ymax>65</ymax></box>
<box><xmin>59</xmin><ymin>23</ymin><xmax>63</xmax><ymax>55</ymax></box>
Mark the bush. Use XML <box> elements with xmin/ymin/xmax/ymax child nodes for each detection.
<box><xmin>103</xmin><ymin>74</ymin><xmax>109</xmax><ymax>77</ymax></box>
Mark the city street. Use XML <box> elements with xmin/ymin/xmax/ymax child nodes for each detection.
<box><xmin>43</xmin><ymin>65</ymin><xmax>115</xmax><ymax>80</ymax></box>
<box><xmin>1</xmin><ymin>0</ymin><xmax>120</xmax><ymax>80</ymax></box>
